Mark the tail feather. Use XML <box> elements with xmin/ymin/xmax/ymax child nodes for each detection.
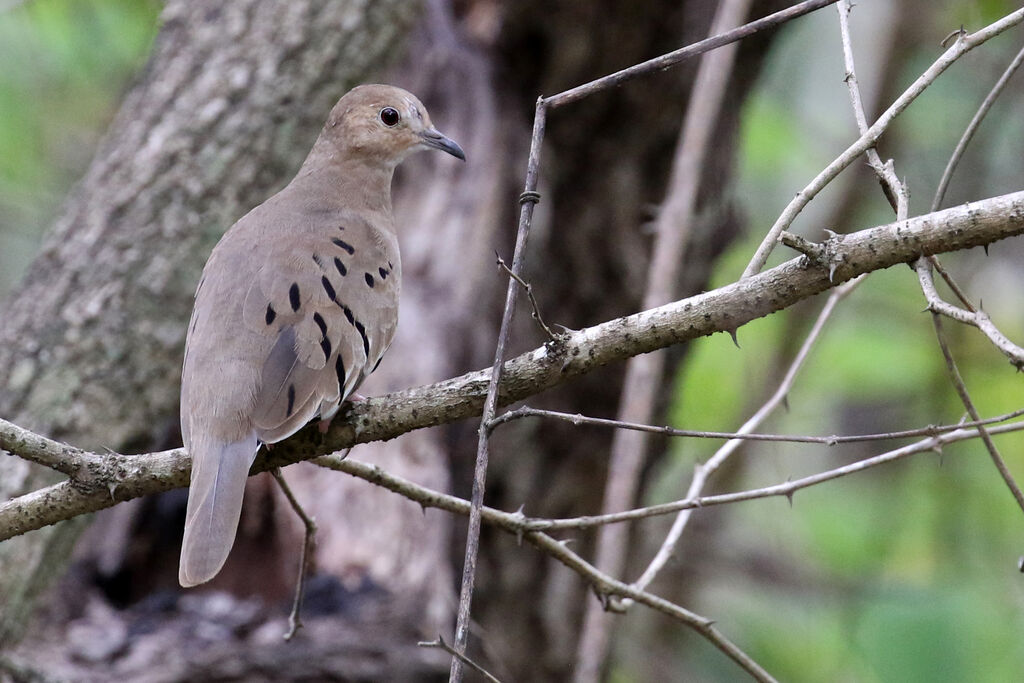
<box><xmin>179</xmin><ymin>434</ymin><xmax>259</xmax><ymax>587</ymax></box>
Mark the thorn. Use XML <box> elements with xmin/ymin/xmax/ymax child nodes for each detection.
<box><xmin>825</xmin><ymin>435</ymin><xmax>839</xmax><ymax>447</ymax></box>
<box><xmin>781</xmin><ymin>394</ymin><xmax>790</xmax><ymax>412</ymax></box>
<box><xmin>1018</xmin><ymin>556</ymin><xmax>1024</xmax><ymax>573</ymax></box>
<box><xmin>828</xmin><ymin>263</ymin><xmax>838</xmax><ymax>283</ymax></box>
<box><xmin>107</xmin><ymin>481</ymin><xmax>118</xmax><ymax>499</ymax></box>
<box><xmin>823</xmin><ymin>229</ymin><xmax>840</xmax><ymax>239</ymax></box>
<box><xmin>983</xmin><ymin>243</ymin><xmax>989</xmax><ymax>256</ymax></box>
<box><xmin>728</xmin><ymin>329</ymin><xmax>740</xmax><ymax>349</ymax></box>
<box><xmin>785</xmin><ymin>489</ymin><xmax>794</xmax><ymax>507</ymax></box>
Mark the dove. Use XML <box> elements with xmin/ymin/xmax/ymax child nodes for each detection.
<box><xmin>178</xmin><ymin>84</ymin><xmax>465</xmax><ymax>587</ymax></box>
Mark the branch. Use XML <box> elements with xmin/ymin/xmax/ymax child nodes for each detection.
<box><xmin>492</xmin><ymin>405</ymin><xmax>1024</xmax><ymax>445</ymax></box>
<box><xmin>3</xmin><ymin>190</ymin><xmax>1024</xmax><ymax>540</ymax></box>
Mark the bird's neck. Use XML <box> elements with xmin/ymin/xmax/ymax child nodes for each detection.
<box><xmin>292</xmin><ymin>150</ymin><xmax>397</xmax><ymax>222</ymax></box>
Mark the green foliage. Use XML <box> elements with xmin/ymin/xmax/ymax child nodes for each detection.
<box><xmin>0</xmin><ymin>0</ymin><xmax>159</xmax><ymax>294</ymax></box>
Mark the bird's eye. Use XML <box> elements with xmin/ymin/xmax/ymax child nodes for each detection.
<box><xmin>379</xmin><ymin>107</ymin><xmax>400</xmax><ymax>127</ymax></box>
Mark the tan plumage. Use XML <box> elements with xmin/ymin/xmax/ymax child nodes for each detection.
<box><xmin>179</xmin><ymin>84</ymin><xmax>464</xmax><ymax>587</ymax></box>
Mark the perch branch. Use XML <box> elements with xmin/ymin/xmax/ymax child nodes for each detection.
<box><xmin>3</xmin><ymin>190</ymin><xmax>1024</xmax><ymax>541</ymax></box>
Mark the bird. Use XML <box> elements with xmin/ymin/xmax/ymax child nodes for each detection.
<box><xmin>178</xmin><ymin>84</ymin><xmax>465</xmax><ymax>588</ymax></box>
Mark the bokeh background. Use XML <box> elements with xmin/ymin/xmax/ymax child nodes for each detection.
<box><xmin>1</xmin><ymin>1</ymin><xmax>1023</xmax><ymax>681</ymax></box>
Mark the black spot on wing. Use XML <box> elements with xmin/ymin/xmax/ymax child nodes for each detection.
<box><xmin>332</xmin><ymin>238</ymin><xmax>355</xmax><ymax>255</ymax></box>
<box><xmin>320</xmin><ymin>336</ymin><xmax>332</xmax><ymax>362</ymax></box>
<box><xmin>354</xmin><ymin>320</ymin><xmax>370</xmax><ymax>358</ymax></box>
<box><xmin>286</xmin><ymin>384</ymin><xmax>296</xmax><ymax>417</ymax></box>
<box><xmin>364</xmin><ymin>273</ymin><xmax>374</xmax><ymax>288</ymax></box>
<box><xmin>313</xmin><ymin>312</ymin><xmax>327</xmax><ymax>337</ymax></box>
<box><xmin>340</xmin><ymin>304</ymin><xmax>354</xmax><ymax>325</ymax></box>
<box><xmin>289</xmin><ymin>283</ymin><xmax>301</xmax><ymax>311</ymax></box>
<box><xmin>378</xmin><ymin>267</ymin><xmax>388</xmax><ymax>279</ymax></box>
<box><xmin>335</xmin><ymin>353</ymin><xmax>346</xmax><ymax>393</ymax></box>
<box><xmin>321</xmin><ymin>276</ymin><xmax>336</xmax><ymax>301</ymax></box>
<box><xmin>372</xmin><ymin>356</ymin><xmax>382</xmax><ymax>373</ymax></box>
<box><xmin>265</xmin><ymin>304</ymin><xmax>276</xmax><ymax>325</ymax></box>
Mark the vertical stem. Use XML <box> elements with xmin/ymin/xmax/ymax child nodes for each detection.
<box><xmin>450</xmin><ymin>99</ymin><xmax>548</xmax><ymax>681</ymax></box>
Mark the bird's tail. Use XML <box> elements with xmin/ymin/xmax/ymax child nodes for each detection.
<box><xmin>178</xmin><ymin>433</ymin><xmax>259</xmax><ymax>587</ymax></box>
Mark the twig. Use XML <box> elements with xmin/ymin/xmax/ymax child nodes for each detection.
<box><xmin>742</xmin><ymin>8</ymin><xmax>1024</xmax><ymax>279</ymax></box>
<box><xmin>544</xmin><ymin>0</ymin><xmax>839</xmax><ymax>109</ymax></box>
<box><xmin>520</xmin><ymin>419</ymin><xmax>1024</xmax><ymax>532</ymax></box>
<box><xmin>420</xmin><ymin>636</ymin><xmax>502</xmax><ymax>683</ymax></box>
<box><xmin>917</xmin><ymin>261</ymin><xmax>1024</xmax><ymax>370</ymax></box>
<box><xmin>926</xmin><ymin>299</ymin><xmax>1024</xmax><ymax>514</ymax></box>
<box><xmin>836</xmin><ymin>0</ymin><xmax>906</xmax><ymax>214</ymax></box>
<box><xmin>932</xmin><ymin>43</ymin><xmax>1024</xmax><ymax>211</ymax></box>
<box><xmin>271</xmin><ymin>467</ymin><xmax>318</xmax><ymax>641</ymax></box>
<box><xmin>450</xmin><ymin>98</ymin><xmax>547</xmax><ymax>683</ymax></box>
<box><xmin>491</xmin><ymin>405</ymin><xmax>1024</xmax><ymax>446</ymax></box>
<box><xmin>575</xmin><ymin>1</ymin><xmax>752</xmax><ymax>677</ymax></box>
<box><xmin>913</xmin><ymin>42</ymin><xmax>1024</xmax><ymax>365</ymax></box>
<box><xmin>628</xmin><ymin>275</ymin><xmax>863</xmax><ymax>600</ymax></box>
<box><xmin>495</xmin><ymin>254</ymin><xmax>558</xmax><ymax>341</ymax></box>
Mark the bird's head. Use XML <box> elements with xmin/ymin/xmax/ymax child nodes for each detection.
<box><xmin>325</xmin><ymin>84</ymin><xmax>465</xmax><ymax>167</ymax></box>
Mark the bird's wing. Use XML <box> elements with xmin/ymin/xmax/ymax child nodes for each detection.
<box><xmin>239</xmin><ymin>207</ymin><xmax>401</xmax><ymax>442</ymax></box>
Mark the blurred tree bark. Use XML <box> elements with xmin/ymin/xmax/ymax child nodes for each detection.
<box><xmin>1</xmin><ymin>0</ymin><xmax>789</xmax><ymax>680</ymax></box>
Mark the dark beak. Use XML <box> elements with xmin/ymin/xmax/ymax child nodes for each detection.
<box><xmin>419</xmin><ymin>128</ymin><xmax>466</xmax><ymax>161</ymax></box>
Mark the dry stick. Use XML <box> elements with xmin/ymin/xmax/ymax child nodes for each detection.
<box><xmin>628</xmin><ymin>277</ymin><xmax>862</xmax><ymax>601</ymax></box>
<box><xmin>522</xmin><ymin>419</ymin><xmax>1024</xmax><ymax>532</ymax></box>
<box><xmin>495</xmin><ymin>254</ymin><xmax>558</xmax><ymax>341</ymax></box>
<box><xmin>271</xmin><ymin>467</ymin><xmax>319</xmax><ymax>641</ymax></box>
<box><xmin>933</xmin><ymin>43</ymin><xmax>1024</xmax><ymax>211</ymax></box>
<box><xmin>915</xmin><ymin>42</ymin><xmax>1024</xmax><ymax>368</ymax></box>
<box><xmin>929</xmin><ymin>312</ymin><xmax>1024</xmax><ymax>515</ymax></box>
<box><xmin>492</xmin><ymin>405</ymin><xmax>1024</xmax><ymax>446</ymax></box>
<box><xmin>624</xmin><ymin>0</ymin><xmax>912</xmax><ymax>605</ymax></box>
<box><xmin>450</xmin><ymin>100</ymin><xmax>547</xmax><ymax>683</ymax></box>
<box><xmin>918</xmin><ymin>261</ymin><xmax>1024</xmax><ymax>369</ymax></box>
<box><xmin>836</xmin><ymin>0</ymin><xmax>903</xmax><ymax>207</ymax></box>
<box><xmin>544</xmin><ymin>0</ymin><xmax>840</xmax><ymax>109</ymax></box>
<box><xmin>742</xmin><ymin>7</ymin><xmax>1024</xmax><ymax>279</ymax></box>
<box><xmin>573</xmin><ymin>1</ymin><xmax>752</xmax><ymax>679</ymax></box>
<box><xmin>420</xmin><ymin>636</ymin><xmax>502</xmax><ymax>683</ymax></box>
